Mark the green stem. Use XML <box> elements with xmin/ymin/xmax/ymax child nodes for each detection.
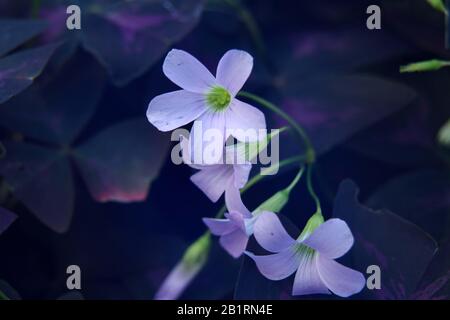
<box><xmin>212</xmin><ymin>154</ymin><xmax>306</xmax><ymax>218</ymax></box>
<box><xmin>238</xmin><ymin>91</ymin><xmax>316</xmax><ymax>163</ymax></box>
<box><xmin>285</xmin><ymin>165</ymin><xmax>305</xmax><ymax>193</ymax></box>
<box><xmin>306</xmin><ymin>164</ymin><xmax>322</xmax><ymax>216</ymax></box>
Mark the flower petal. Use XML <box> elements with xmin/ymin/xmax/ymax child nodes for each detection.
<box><xmin>292</xmin><ymin>251</ymin><xmax>330</xmax><ymax>296</ymax></box>
<box><xmin>226</xmin><ymin>99</ymin><xmax>266</xmax><ymax>142</ymax></box>
<box><xmin>154</xmin><ymin>258</ymin><xmax>204</xmax><ymax>300</ymax></box>
<box><xmin>225</xmin><ymin>184</ymin><xmax>251</xmax><ymax>218</ymax></box>
<box><xmin>203</xmin><ymin>217</ymin><xmax>236</xmax><ymax>236</ymax></box>
<box><xmin>233</xmin><ymin>163</ymin><xmax>252</xmax><ymax>189</ymax></box>
<box><xmin>163</xmin><ymin>49</ymin><xmax>216</xmax><ymax>93</ymax></box>
<box><xmin>190</xmin><ymin>165</ymin><xmax>233</xmax><ymax>202</ymax></box>
<box><xmin>225</xmin><ymin>211</ymin><xmax>246</xmax><ymax>232</ymax></box>
<box><xmin>147</xmin><ymin>90</ymin><xmax>207</xmax><ymax>132</ymax></box>
<box><xmin>302</xmin><ymin>218</ymin><xmax>354</xmax><ymax>259</ymax></box>
<box><xmin>245</xmin><ymin>247</ymin><xmax>300</xmax><ymax>280</ymax></box>
<box><xmin>220</xmin><ymin>229</ymin><xmax>249</xmax><ymax>258</ymax></box>
<box><xmin>190</xmin><ymin>111</ymin><xmax>227</xmax><ymax>164</ymax></box>
<box><xmin>216</xmin><ymin>49</ymin><xmax>253</xmax><ymax>96</ymax></box>
<box><xmin>316</xmin><ymin>255</ymin><xmax>366</xmax><ymax>298</ymax></box>
<box><xmin>253</xmin><ymin>211</ymin><xmax>296</xmax><ymax>253</ymax></box>
<box><xmin>179</xmin><ymin>135</ymin><xmax>204</xmax><ymax>169</ymax></box>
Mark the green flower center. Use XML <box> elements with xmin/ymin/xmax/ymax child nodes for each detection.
<box><xmin>206</xmin><ymin>86</ymin><xmax>231</xmax><ymax>111</ymax></box>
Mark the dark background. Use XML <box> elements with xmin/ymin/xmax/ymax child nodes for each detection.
<box><xmin>0</xmin><ymin>0</ymin><xmax>449</xmax><ymax>299</ymax></box>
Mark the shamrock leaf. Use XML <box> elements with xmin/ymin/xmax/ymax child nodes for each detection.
<box><xmin>277</xmin><ymin>75</ymin><xmax>417</xmax><ymax>156</ymax></box>
<box><xmin>0</xmin><ymin>19</ymin><xmax>56</xmax><ymax>104</ymax></box>
<box><xmin>347</xmin><ymin>100</ymin><xmax>436</xmax><ymax>166</ymax></box>
<box><xmin>39</xmin><ymin>0</ymin><xmax>205</xmax><ymax>86</ymax></box>
<box><xmin>73</xmin><ymin>118</ymin><xmax>170</xmax><ymax>203</ymax></box>
<box><xmin>367</xmin><ymin>170</ymin><xmax>450</xmax><ymax>242</ymax></box>
<box><xmin>334</xmin><ymin>180</ymin><xmax>438</xmax><ymax>299</ymax></box>
<box><xmin>0</xmin><ymin>57</ymin><xmax>169</xmax><ymax>232</ymax></box>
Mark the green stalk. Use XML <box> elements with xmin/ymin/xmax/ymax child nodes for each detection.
<box><xmin>238</xmin><ymin>91</ymin><xmax>316</xmax><ymax>163</ymax></box>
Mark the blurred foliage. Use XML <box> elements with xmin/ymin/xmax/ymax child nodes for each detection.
<box><xmin>0</xmin><ymin>0</ymin><xmax>448</xmax><ymax>299</ymax></box>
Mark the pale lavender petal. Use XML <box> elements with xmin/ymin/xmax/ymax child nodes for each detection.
<box><xmin>226</xmin><ymin>99</ymin><xmax>266</xmax><ymax>143</ymax></box>
<box><xmin>147</xmin><ymin>90</ymin><xmax>207</xmax><ymax>132</ymax></box>
<box><xmin>179</xmin><ymin>136</ymin><xmax>205</xmax><ymax>169</ymax></box>
<box><xmin>202</xmin><ymin>217</ymin><xmax>236</xmax><ymax>236</ymax></box>
<box><xmin>246</xmin><ymin>247</ymin><xmax>301</xmax><ymax>280</ymax></box>
<box><xmin>292</xmin><ymin>251</ymin><xmax>330</xmax><ymax>296</ymax></box>
<box><xmin>189</xmin><ymin>111</ymin><xmax>227</xmax><ymax>164</ymax></box>
<box><xmin>253</xmin><ymin>211</ymin><xmax>296</xmax><ymax>253</ymax></box>
<box><xmin>163</xmin><ymin>49</ymin><xmax>216</xmax><ymax>93</ymax></box>
<box><xmin>225</xmin><ymin>211</ymin><xmax>246</xmax><ymax>232</ymax></box>
<box><xmin>317</xmin><ymin>255</ymin><xmax>366</xmax><ymax>298</ymax></box>
<box><xmin>225</xmin><ymin>184</ymin><xmax>251</xmax><ymax>217</ymax></box>
<box><xmin>190</xmin><ymin>165</ymin><xmax>233</xmax><ymax>202</ymax></box>
<box><xmin>154</xmin><ymin>259</ymin><xmax>204</xmax><ymax>300</ymax></box>
<box><xmin>216</xmin><ymin>49</ymin><xmax>253</xmax><ymax>96</ymax></box>
<box><xmin>233</xmin><ymin>163</ymin><xmax>252</xmax><ymax>189</ymax></box>
<box><xmin>0</xmin><ymin>207</ymin><xmax>17</xmax><ymax>235</ymax></box>
<box><xmin>220</xmin><ymin>229</ymin><xmax>249</xmax><ymax>258</ymax></box>
<box><xmin>302</xmin><ymin>218</ymin><xmax>354</xmax><ymax>259</ymax></box>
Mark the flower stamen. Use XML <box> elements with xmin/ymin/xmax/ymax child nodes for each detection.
<box><xmin>206</xmin><ymin>86</ymin><xmax>231</xmax><ymax>111</ymax></box>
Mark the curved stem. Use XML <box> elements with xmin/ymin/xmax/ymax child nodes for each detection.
<box><xmin>213</xmin><ymin>154</ymin><xmax>306</xmax><ymax>218</ymax></box>
<box><xmin>306</xmin><ymin>164</ymin><xmax>322</xmax><ymax>216</ymax></box>
<box><xmin>286</xmin><ymin>166</ymin><xmax>305</xmax><ymax>193</ymax></box>
<box><xmin>237</xmin><ymin>91</ymin><xmax>316</xmax><ymax>163</ymax></box>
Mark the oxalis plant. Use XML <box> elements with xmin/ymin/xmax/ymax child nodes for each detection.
<box><xmin>146</xmin><ymin>49</ymin><xmax>366</xmax><ymax>299</ymax></box>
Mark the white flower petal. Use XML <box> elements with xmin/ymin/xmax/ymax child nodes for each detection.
<box><xmin>216</xmin><ymin>49</ymin><xmax>253</xmax><ymax>96</ymax></box>
<box><xmin>163</xmin><ymin>49</ymin><xmax>216</xmax><ymax>93</ymax></box>
<box><xmin>253</xmin><ymin>211</ymin><xmax>296</xmax><ymax>253</ymax></box>
<box><xmin>292</xmin><ymin>252</ymin><xmax>330</xmax><ymax>296</ymax></box>
<box><xmin>190</xmin><ymin>165</ymin><xmax>233</xmax><ymax>202</ymax></box>
<box><xmin>302</xmin><ymin>218</ymin><xmax>354</xmax><ymax>259</ymax></box>
<box><xmin>246</xmin><ymin>247</ymin><xmax>301</xmax><ymax>281</ymax></box>
<box><xmin>316</xmin><ymin>255</ymin><xmax>366</xmax><ymax>298</ymax></box>
<box><xmin>147</xmin><ymin>90</ymin><xmax>207</xmax><ymax>132</ymax></box>
<box><xmin>189</xmin><ymin>111</ymin><xmax>227</xmax><ymax>164</ymax></box>
<box><xmin>226</xmin><ymin>99</ymin><xmax>266</xmax><ymax>142</ymax></box>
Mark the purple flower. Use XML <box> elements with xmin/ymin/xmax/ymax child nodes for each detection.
<box><xmin>203</xmin><ymin>186</ymin><xmax>258</xmax><ymax>258</ymax></box>
<box><xmin>246</xmin><ymin>212</ymin><xmax>365</xmax><ymax>297</ymax></box>
<box><xmin>180</xmin><ymin>135</ymin><xmax>251</xmax><ymax>202</ymax></box>
<box><xmin>147</xmin><ymin>49</ymin><xmax>266</xmax><ymax>156</ymax></box>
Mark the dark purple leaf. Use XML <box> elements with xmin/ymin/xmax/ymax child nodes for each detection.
<box><xmin>282</xmin><ymin>28</ymin><xmax>410</xmax><ymax>77</ymax></box>
<box><xmin>0</xmin><ymin>141</ymin><xmax>74</xmax><ymax>233</ymax></box>
<box><xmin>347</xmin><ymin>100</ymin><xmax>437</xmax><ymax>166</ymax></box>
<box><xmin>0</xmin><ymin>54</ymin><xmax>104</xmax><ymax>144</ymax></box>
<box><xmin>333</xmin><ymin>180</ymin><xmax>438</xmax><ymax>299</ymax></box>
<box><xmin>383</xmin><ymin>0</ymin><xmax>449</xmax><ymax>58</ymax></box>
<box><xmin>367</xmin><ymin>170</ymin><xmax>450</xmax><ymax>241</ymax></box>
<box><xmin>276</xmin><ymin>75</ymin><xmax>417</xmax><ymax>156</ymax></box>
<box><xmin>73</xmin><ymin>118</ymin><xmax>170</xmax><ymax>203</ymax></box>
<box><xmin>0</xmin><ymin>206</ymin><xmax>16</xmax><ymax>235</ymax></box>
<box><xmin>412</xmin><ymin>240</ymin><xmax>450</xmax><ymax>300</ymax></box>
<box><xmin>0</xmin><ymin>44</ymin><xmax>57</xmax><ymax>104</ymax></box>
<box><xmin>39</xmin><ymin>0</ymin><xmax>205</xmax><ymax>86</ymax></box>
<box><xmin>0</xmin><ymin>19</ymin><xmax>47</xmax><ymax>57</ymax></box>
